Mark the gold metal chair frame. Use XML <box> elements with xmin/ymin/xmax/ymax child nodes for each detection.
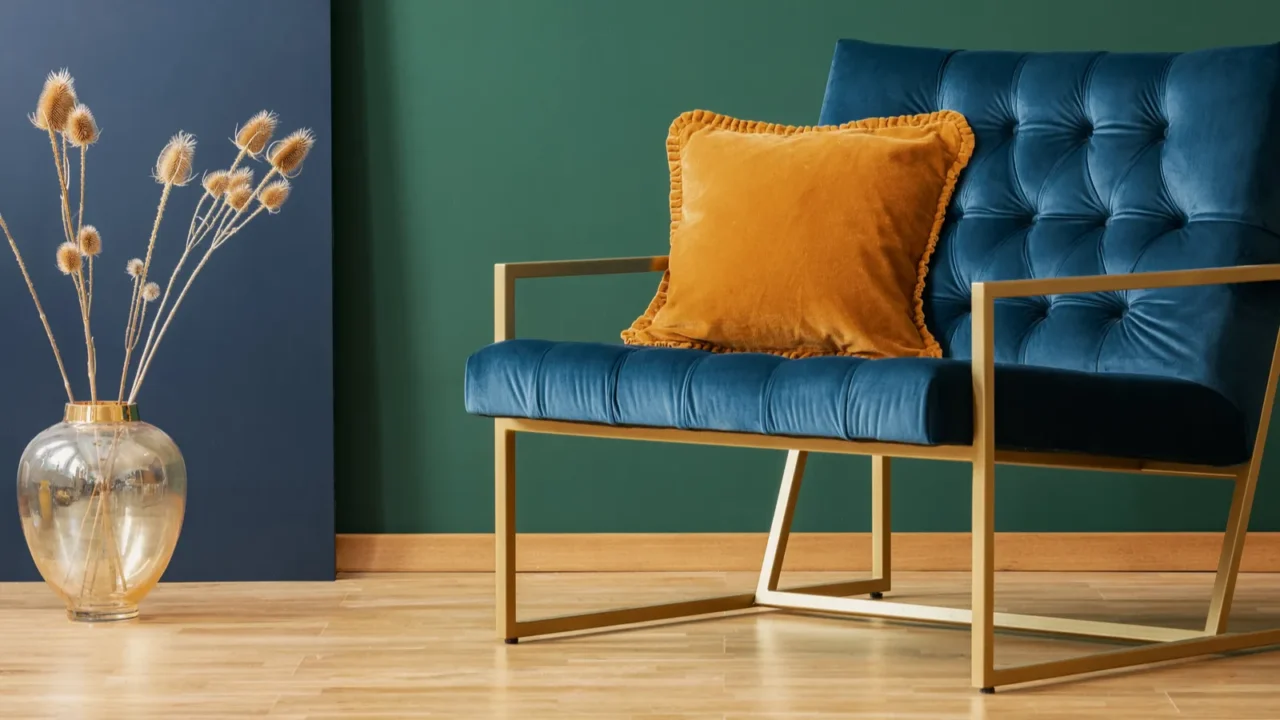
<box><xmin>492</xmin><ymin>256</ymin><xmax>1280</xmax><ymax>691</ymax></box>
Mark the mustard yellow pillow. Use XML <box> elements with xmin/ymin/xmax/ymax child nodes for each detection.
<box><xmin>621</xmin><ymin>109</ymin><xmax>973</xmax><ymax>358</ymax></box>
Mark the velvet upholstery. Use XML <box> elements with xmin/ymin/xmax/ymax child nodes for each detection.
<box><xmin>466</xmin><ymin>340</ymin><xmax>1250</xmax><ymax>466</ymax></box>
<box><xmin>465</xmin><ymin>40</ymin><xmax>1280</xmax><ymax>466</ymax></box>
<box><xmin>821</xmin><ymin>40</ymin><xmax>1280</xmax><ymax>439</ymax></box>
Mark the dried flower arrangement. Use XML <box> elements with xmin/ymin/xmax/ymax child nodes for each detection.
<box><xmin>1</xmin><ymin>70</ymin><xmax>315</xmax><ymax>404</ymax></box>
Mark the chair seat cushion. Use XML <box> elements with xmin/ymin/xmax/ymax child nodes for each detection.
<box><xmin>465</xmin><ymin>340</ymin><xmax>1251</xmax><ymax>466</ymax></box>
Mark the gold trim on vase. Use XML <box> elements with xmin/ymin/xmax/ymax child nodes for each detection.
<box><xmin>64</xmin><ymin>402</ymin><xmax>140</xmax><ymax>424</ymax></box>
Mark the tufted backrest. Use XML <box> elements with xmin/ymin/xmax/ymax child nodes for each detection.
<box><xmin>820</xmin><ymin>39</ymin><xmax>1280</xmax><ymax>434</ymax></box>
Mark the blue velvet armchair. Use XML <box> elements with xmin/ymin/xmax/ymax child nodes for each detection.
<box><xmin>465</xmin><ymin>40</ymin><xmax>1280</xmax><ymax>690</ymax></box>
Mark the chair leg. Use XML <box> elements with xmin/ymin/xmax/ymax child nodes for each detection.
<box><xmin>971</xmin><ymin>448</ymin><xmax>996</xmax><ymax>690</ymax></box>
<box><xmin>754</xmin><ymin>450</ymin><xmax>892</xmax><ymax>602</ymax></box>
<box><xmin>970</xmin><ymin>283</ymin><xmax>997</xmax><ymax>691</ymax></box>
<box><xmin>495</xmin><ymin>424</ymin><xmax>517</xmax><ymax>641</ymax></box>
<box><xmin>496</xmin><ymin>420</ymin><xmax>757</xmax><ymax>641</ymax></box>
<box><xmin>1205</xmin><ymin>332</ymin><xmax>1280</xmax><ymax>635</ymax></box>
<box><xmin>871</xmin><ymin>455</ymin><xmax>891</xmax><ymax>596</ymax></box>
<box><xmin>757</xmin><ymin>450</ymin><xmax>808</xmax><ymax>595</ymax></box>
<box><xmin>1205</xmin><ymin>468</ymin><xmax>1257</xmax><ymax>634</ymax></box>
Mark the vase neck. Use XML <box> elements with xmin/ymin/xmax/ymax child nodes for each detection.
<box><xmin>64</xmin><ymin>402</ymin><xmax>140</xmax><ymax>423</ymax></box>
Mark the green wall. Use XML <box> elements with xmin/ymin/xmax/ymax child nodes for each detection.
<box><xmin>333</xmin><ymin>0</ymin><xmax>1280</xmax><ymax>534</ymax></box>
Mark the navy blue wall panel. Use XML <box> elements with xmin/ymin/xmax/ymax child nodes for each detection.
<box><xmin>0</xmin><ymin>0</ymin><xmax>333</xmax><ymax>581</ymax></box>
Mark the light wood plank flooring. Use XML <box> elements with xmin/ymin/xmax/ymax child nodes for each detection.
<box><xmin>1</xmin><ymin>571</ymin><xmax>1278</xmax><ymax>718</ymax></box>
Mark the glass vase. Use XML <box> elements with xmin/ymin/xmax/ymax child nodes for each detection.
<box><xmin>16</xmin><ymin>402</ymin><xmax>186</xmax><ymax>621</ymax></box>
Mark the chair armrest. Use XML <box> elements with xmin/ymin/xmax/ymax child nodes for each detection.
<box><xmin>968</xmin><ymin>263</ymin><xmax>1280</xmax><ymax>469</ymax></box>
<box><xmin>494</xmin><ymin>256</ymin><xmax>669</xmax><ymax>340</ymax></box>
<box><xmin>975</xmin><ymin>263</ymin><xmax>1280</xmax><ymax>300</ymax></box>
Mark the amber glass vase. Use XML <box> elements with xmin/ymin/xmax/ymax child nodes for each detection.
<box><xmin>16</xmin><ymin>402</ymin><xmax>186</xmax><ymax>621</ymax></box>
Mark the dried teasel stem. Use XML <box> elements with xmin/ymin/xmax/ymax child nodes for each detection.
<box><xmin>180</xmin><ymin>111</ymin><xmax>274</xmax><ymax>240</ymax></box>
<box><xmin>222</xmin><ymin>205</ymin><xmax>268</xmax><ymax>246</ymax></box>
<box><xmin>186</xmin><ymin>168</ymin><xmax>231</xmax><ymax>248</ymax></box>
<box><xmin>121</xmin><ymin>182</ymin><xmax>173</xmax><ymax>399</ymax></box>
<box><xmin>131</xmin><ymin>196</ymin><xmax>270</xmax><ymax>402</ymax></box>
<box><xmin>118</xmin><ymin>272</ymin><xmax>141</xmax><ymax>401</ymax></box>
<box><xmin>46</xmin><ymin>126</ymin><xmax>95</xmax><ymax>397</ymax></box>
<box><xmin>189</xmin><ymin>162</ymin><xmax>251</xmax><ymax>245</ymax></box>
<box><xmin>46</xmin><ymin>129</ymin><xmax>74</xmax><ymax>246</ymax></box>
<box><xmin>130</xmin><ymin>243</ymin><xmax>215</xmax><ymax>402</ymax></box>
<box><xmin>67</xmin><ymin>106</ymin><xmax>99</xmax><ymax>316</ymax></box>
<box><xmin>77</xmin><ymin>147</ymin><xmax>86</xmax><ymax>234</ymax></box>
<box><xmin>0</xmin><ymin>214</ymin><xmax>74</xmax><ymax>402</ymax></box>
<box><xmin>188</xmin><ymin>167</ymin><xmax>231</xmax><ymax>243</ymax></box>
<box><xmin>136</xmin><ymin>196</ymin><xmax>230</xmax><ymax>392</ymax></box>
<box><xmin>125</xmin><ymin>132</ymin><xmax>194</xmax><ymax>388</ymax></box>
<box><xmin>75</xmin><ymin>265</ymin><xmax>96</xmax><ymax>401</ymax></box>
<box><xmin>186</xmin><ymin>193</ymin><xmax>207</xmax><ymax>246</ymax></box>
<box><xmin>80</xmin><ymin>149</ymin><xmax>93</xmax><ymax>315</ymax></box>
<box><xmin>129</xmin><ymin>249</ymin><xmax>215</xmax><ymax>399</ymax></box>
<box><xmin>119</xmin><ymin>282</ymin><xmax>159</xmax><ymax>399</ymax></box>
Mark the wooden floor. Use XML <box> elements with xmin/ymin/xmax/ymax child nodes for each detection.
<box><xmin>1</xmin><ymin>571</ymin><xmax>1278</xmax><ymax>719</ymax></box>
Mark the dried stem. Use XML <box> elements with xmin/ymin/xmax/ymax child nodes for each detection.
<box><xmin>130</xmin><ymin>203</ymin><xmax>267</xmax><ymax>402</ymax></box>
<box><xmin>134</xmin><ymin>244</ymin><xmax>193</xmax><ymax>387</ymax></box>
<box><xmin>218</xmin><ymin>169</ymin><xmax>276</xmax><ymax>249</ymax></box>
<box><xmin>46</xmin><ymin>129</ymin><xmax>73</xmax><ymax>245</ymax></box>
<box><xmin>80</xmin><ymin>147</ymin><xmax>93</xmax><ymax>315</ymax></box>
<box><xmin>130</xmin><ymin>247</ymin><xmax>213</xmax><ymax>403</ymax></box>
<box><xmin>120</xmin><ymin>183</ymin><xmax>171</xmax><ymax>400</ymax></box>
<box><xmin>227</xmin><ymin>146</ymin><xmax>247</xmax><ymax>173</ymax></box>
<box><xmin>197</xmin><ymin>201</ymin><xmax>233</xmax><ymax>247</ymax></box>
<box><xmin>118</xmin><ymin>276</ymin><xmax>140</xmax><ymax>401</ymax></box>
<box><xmin>134</xmin><ymin>195</ymin><xmax>231</xmax><ymax>384</ymax></box>
<box><xmin>77</xmin><ymin>146</ymin><xmax>86</xmax><ymax>234</ymax></box>
<box><xmin>184</xmin><ymin>146</ymin><xmax>250</xmax><ymax>246</ymax></box>
<box><xmin>71</xmin><ymin>266</ymin><xmax>96</xmax><ymax>400</ymax></box>
<box><xmin>185</xmin><ymin>193</ymin><xmax>208</xmax><ymax>247</ymax></box>
<box><xmin>48</xmin><ymin>127</ymin><xmax>95</xmax><ymax>398</ymax></box>
<box><xmin>210</xmin><ymin>201</ymin><xmax>238</xmax><ymax>244</ymax></box>
<box><xmin>0</xmin><ymin>214</ymin><xmax>74</xmax><ymax>402</ymax></box>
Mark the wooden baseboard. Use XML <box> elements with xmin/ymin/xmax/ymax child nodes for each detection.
<box><xmin>336</xmin><ymin>532</ymin><xmax>1280</xmax><ymax>573</ymax></box>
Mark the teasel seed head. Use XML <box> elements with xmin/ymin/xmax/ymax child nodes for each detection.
<box><xmin>258</xmin><ymin>179</ymin><xmax>291</xmax><ymax>213</ymax></box>
<box><xmin>142</xmin><ymin>282</ymin><xmax>161</xmax><ymax>302</ymax></box>
<box><xmin>234</xmin><ymin>110</ymin><xmax>278</xmax><ymax>157</ymax></box>
<box><xmin>267</xmin><ymin>128</ymin><xmax>315</xmax><ymax>176</ymax></box>
<box><xmin>33</xmin><ymin>69</ymin><xmax>76</xmax><ymax>132</ymax></box>
<box><xmin>77</xmin><ymin>225</ymin><xmax>102</xmax><ymax>256</ymax></box>
<box><xmin>227</xmin><ymin>186</ymin><xmax>253</xmax><ymax>212</ymax></box>
<box><xmin>154</xmin><ymin>131</ymin><xmax>196</xmax><ymax>186</ymax></box>
<box><xmin>126</xmin><ymin>258</ymin><xmax>144</xmax><ymax>278</ymax></box>
<box><xmin>227</xmin><ymin>166</ymin><xmax>254</xmax><ymax>192</ymax></box>
<box><xmin>56</xmin><ymin>242</ymin><xmax>82</xmax><ymax>274</ymax></box>
<box><xmin>66</xmin><ymin>104</ymin><xmax>99</xmax><ymax>147</ymax></box>
<box><xmin>202</xmin><ymin>169</ymin><xmax>230</xmax><ymax>197</ymax></box>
